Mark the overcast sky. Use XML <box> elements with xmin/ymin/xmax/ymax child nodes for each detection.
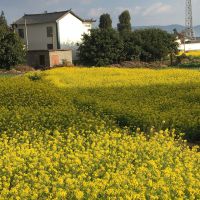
<box><xmin>1</xmin><ymin>0</ymin><xmax>200</xmax><ymax>26</ymax></box>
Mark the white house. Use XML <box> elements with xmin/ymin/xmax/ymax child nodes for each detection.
<box><xmin>179</xmin><ymin>41</ymin><xmax>200</xmax><ymax>52</ymax></box>
<box><xmin>12</xmin><ymin>10</ymin><xmax>95</xmax><ymax>60</ymax></box>
<box><xmin>176</xmin><ymin>37</ymin><xmax>200</xmax><ymax>52</ymax></box>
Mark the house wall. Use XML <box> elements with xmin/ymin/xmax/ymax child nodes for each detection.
<box><xmin>179</xmin><ymin>43</ymin><xmax>200</xmax><ymax>51</ymax></box>
<box><xmin>27</xmin><ymin>51</ymin><xmax>50</xmax><ymax>67</ymax></box>
<box><xmin>49</xmin><ymin>50</ymin><xmax>73</xmax><ymax>67</ymax></box>
<box><xmin>57</xmin><ymin>13</ymin><xmax>92</xmax><ymax>59</ymax></box>
<box><xmin>16</xmin><ymin>23</ymin><xmax>57</xmax><ymax>50</ymax></box>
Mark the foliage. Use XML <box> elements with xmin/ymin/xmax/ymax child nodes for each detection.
<box><xmin>121</xmin><ymin>31</ymin><xmax>142</xmax><ymax>61</ymax></box>
<box><xmin>0</xmin><ymin>11</ymin><xmax>8</xmax><ymax>34</ymax></box>
<box><xmin>117</xmin><ymin>10</ymin><xmax>132</xmax><ymax>34</ymax></box>
<box><xmin>28</xmin><ymin>72</ymin><xmax>42</xmax><ymax>81</ymax></box>
<box><xmin>78</xmin><ymin>29</ymin><xmax>123</xmax><ymax>66</ymax></box>
<box><xmin>0</xmin><ymin>11</ymin><xmax>25</xmax><ymax>70</ymax></box>
<box><xmin>134</xmin><ymin>29</ymin><xmax>178</xmax><ymax>62</ymax></box>
<box><xmin>0</xmin><ymin>32</ymin><xmax>26</xmax><ymax>70</ymax></box>
<box><xmin>179</xmin><ymin>50</ymin><xmax>200</xmax><ymax>57</ymax></box>
<box><xmin>79</xmin><ymin>12</ymin><xmax>178</xmax><ymax>65</ymax></box>
<box><xmin>99</xmin><ymin>13</ymin><xmax>112</xmax><ymax>29</ymax></box>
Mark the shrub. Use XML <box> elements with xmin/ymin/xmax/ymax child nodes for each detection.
<box><xmin>78</xmin><ymin>28</ymin><xmax>123</xmax><ymax>66</ymax></box>
<box><xmin>28</xmin><ymin>73</ymin><xmax>42</xmax><ymax>81</ymax></box>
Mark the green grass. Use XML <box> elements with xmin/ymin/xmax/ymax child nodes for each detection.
<box><xmin>0</xmin><ymin>74</ymin><xmax>16</xmax><ymax>78</ymax></box>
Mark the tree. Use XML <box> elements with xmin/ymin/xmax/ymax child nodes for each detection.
<box><xmin>136</xmin><ymin>29</ymin><xmax>178</xmax><ymax>62</ymax></box>
<box><xmin>0</xmin><ymin>11</ymin><xmax>25</xmax><ymax>70</ymax></box>
<box><xmin>78</xmin><ymin>28</ymin><xmax>123</xmax><ymax>66</ymax></box>
<box><xmin>0</xmin><ymin>11</ymin><xmax>8</xmax><ymax>32</ymax></box>
<box><xmin>0</xmin><ymin>11</ymin><xmax>7</xmax><ymax>26</ymax></box>
<box><xmin>117</xmin><ymin>10</ymin><xmax>132</xmax><ymax>34</ymax></box>
<box><xmin>99</xmin><ymin>13</ymin><xmax>112</xmax><ymax>29</ymax></box>
<box><xmin>121</xmin><ymin>31</ymin><xmax>142</xmax><ymax>61</ymax></box>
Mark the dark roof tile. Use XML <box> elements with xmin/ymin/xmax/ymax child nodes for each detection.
<box><xmin>13</xmin><ymin>10</ymin><xmax>95</xmax><ymax>25</ymax></box>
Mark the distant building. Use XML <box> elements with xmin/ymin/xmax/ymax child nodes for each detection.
<box><xmin>177</xmin><ymin>36</ymin><xmax>200</xmax><ymax>52</ymax></box>
<box><xmin>178</xmin><ymin>40</ymin><xmax>200</xmax><ymax>52</ymax></box>
<box><xmin>12</xmin><ymin>10</ymin><xmax>95</xmax><ymax>63</ymax></box>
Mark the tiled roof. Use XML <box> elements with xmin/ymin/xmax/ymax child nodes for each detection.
<box><xmin>13</xmin><ymin>10</ymin><xmax>95</xmax><ymax>25</ymax></box>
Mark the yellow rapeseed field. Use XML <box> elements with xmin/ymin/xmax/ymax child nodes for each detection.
<box><xmin>44</xmin><ymin>67</ymin><xmax>200</xmax><ymax>141</ymax></box>
<box><xmin>179</xmin><ymin>50</ymin><xmax>200</xmax><ymax>57</ymax></box>
<box><xmin>0</xmin><ymin>67</ymin><xmax>200</xmax><ymax>199</ymax></box>
<box><xmin>0</xmin><ymin>128</ymin><xmax>200</xmax><ymax>199</ymax></box>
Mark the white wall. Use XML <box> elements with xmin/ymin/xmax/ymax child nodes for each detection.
<box><xmin>179</xmin><ymin>43</ymin><xmax>200</xmax><ymax>51</ymax></box>
<box><xmin>16</xmin><ymin>23</ymin><xmax>57</xmax><ymax>50</ymax></box>
<box><xmin>57</xmin><ymin>13</ymin><xmax>92</xmax><ymax>59</ymax></box>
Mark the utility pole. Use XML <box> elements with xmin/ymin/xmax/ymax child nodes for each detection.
<box><xmin>25</xmin><ymin>17</ymin><xmax>29</xmax><ymax>50</ymax></box>
<box><xmin>185</xmin><ymin>0</ymin><xmax>195</xmax><ymax>40</ymax></box>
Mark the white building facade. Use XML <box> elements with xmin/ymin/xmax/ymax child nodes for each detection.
<box><xmin>13</xmin><ymin>10</ymin><xmax>95</xmax><ymax>60</ymax></box>
<box><xmin>179</xmin><ymin>42</ymin><xmax>200</xmax><ymax>52</ymax></box>
<box><xmin>177</xmin><ymin>38</ymin><xmax>200</xmax><ymax>52</ymax></box>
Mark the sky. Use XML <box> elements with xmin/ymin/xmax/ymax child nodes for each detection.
<box><xmin>1</xmin><ymin>0</ymin><xmax>200</xmax><ymax>26</ymax></box>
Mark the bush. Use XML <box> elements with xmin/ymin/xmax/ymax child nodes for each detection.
<box><xmin>28</xmin><ymin>73</ymin><xmax>42</xmax><ymax>81</ymax></box>
<box><xmin>78</xmin><ymin>28</ymin><xmax>123</xmax><ymax>66</ymax></box>
<box><xmin>136</xmin><ymin>29</ymin><xmax>178</xmax><ymax>62</ymax></box>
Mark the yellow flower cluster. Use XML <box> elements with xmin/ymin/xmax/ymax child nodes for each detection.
<box><xmin>0</xmin><ymin>68</ymin><xmax>200</xmax><ymax>199</ymax></box>
<box><xmin>44</xmin><ymin>67</ymin><xmax>200</xmax><ymax>141</ymax></box>
<box><xmin>0</xmin><ymin>128</ymin><xmax>199</xmax><ymax>199</ymax></box>
<box><xmin>179</xmin><ymin>50</ymin><xmax>200</xmax><ymax>57</ymax></box>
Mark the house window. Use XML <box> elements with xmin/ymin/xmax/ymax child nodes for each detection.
<box><xmin>18</xmin><ymin>29</ymin><xmax>24</xmax><ymax>38</ymax></box>
<box><xmin>47</xmin><ymin>26</ymin><xmax>53</xmax><ymax>37</ymax></box>
<box><xmin>47</xmin><ymin>44</ymin><xmax>53</xmax><ymax>50</ymax></box>
<box><xmin>39</xmin><ymin>55</ymin><xmax>45</xmax><ymax>66</ymax></box>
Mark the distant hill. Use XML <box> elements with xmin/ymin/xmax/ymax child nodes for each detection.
<box><xmin>133</xmin><ymin>24</ymin><xmax>200</xmax><ymax>37</ymax></box>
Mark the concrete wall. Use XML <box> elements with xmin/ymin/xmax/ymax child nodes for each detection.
<box><xmin>16</xmin><ymin>23</ymin><xmax>57</xmax><ymax>50</ymax></box>
<box><xmin>27</xmin><ymin>51</ymin><xmax>50</xmax><ymax>67</ymax></box>
<box><xmin>49</xmin><ymin>50</ymin><xmax>72</xmax><ymax>67</ymax></box>
<box><xmin>57</xmin><ymin>13</ymin><xmax>92</xmax><ymax>59</ymax></box>
<box><xmin>27</xmin><ymin>50</ymin><xmax>72</xmax><ymax>68</ymax></box>
<box><xmin>179</xmin><ymin>43</ymin><xmax>200</xmax><ymax>51</ymax></box>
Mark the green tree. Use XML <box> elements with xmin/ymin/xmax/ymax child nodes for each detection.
<box><xmin>0</xmin><ymin>11</ymin><xmax>7</xmax><ymax>27</ymax></box>
<box><xmin>117</xmin><ymin>10</ymin><xmax>132</xmax><ymax>34</ymax></box>
<box><xmin>99</xmin><ymin>13</ymin><xmax>112</xmax><ymax>29</ymax></box>
<box><xmin>0</xmin><ymin>11</ymin><xmax>8</xmax><ymax>33</ymax></box>
<box><xmin>78</xmin><ymin>28</ymin><xmax>123</xmax><ymax>66</ymax></box>
<box><xmin>136</xmin><ymin>28</ymin><xmax>178</xmax><ymax>62</ymax></box>
<box><xmin>0</xmin><ymin>12</ymin><xmax>25</xmax><ymax>70</ymax></box>
<box><xmin>121</xmin><ymin>31</ymin><xmax>142</xmax><ymax>61</ymax></box>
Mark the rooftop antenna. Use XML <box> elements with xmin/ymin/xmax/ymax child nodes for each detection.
<box><xmin>185</xmin><ymin>0</ymin><xmax>195</xmax><ymax>40</ymax></box>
